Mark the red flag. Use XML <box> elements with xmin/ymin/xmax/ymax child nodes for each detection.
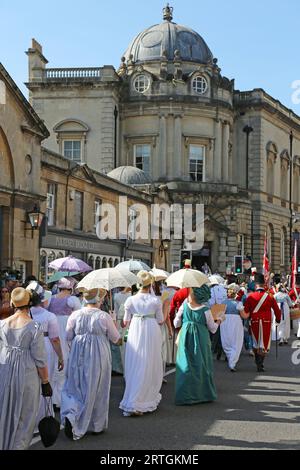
<box><xmin>263</xmin><ymin>233</ymin><xmax>270</xmax><ymax>286</ymax></box>
<box><xmin>292</xmin><ymin>240</ymin><xmax>298</xmax><ymax>289</ymax></box>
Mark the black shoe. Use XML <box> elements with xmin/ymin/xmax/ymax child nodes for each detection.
<box><xmin>216</xmin><ymin>352</ymin><xmax>222</xmax><ymax>361</ymax></box>
<box><xmin>230</xmin><ymin>368</ymin><xmax>237</xmax><ymax>373</ymax></box>
<box><xmin>92</xmin><ymin>431</ymin><xmax>104</xmax><ymax>436</ymax></box>
<box><xmin>64</xmin><ymin>417</ymin><xmax>73</xmax><ymax>439</ymax></box>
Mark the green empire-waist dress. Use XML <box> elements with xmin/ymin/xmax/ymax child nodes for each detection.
<box><xmin>175</xmin><ymin>303</ymin><xmax>217</xmax><ymax>405</ymax></box>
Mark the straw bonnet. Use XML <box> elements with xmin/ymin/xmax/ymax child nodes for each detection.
<box><xmin>82</xmin><ymin>288</ymin><xmax>107</xmax><ymax>304</ymax></box>
<box><xmin>11</xmin><ymin>287</ymin><xmax>31</xmax><ymax>308</ymax></box>
<box><xmin>137</xmin><ymin>270</ymin><xmax>154</xmax><ymax>288</ymax></box>
<box><xmin>57</xmin><ymin>277</ymin><xmax>77</xmax><ymax>290</ymax></box>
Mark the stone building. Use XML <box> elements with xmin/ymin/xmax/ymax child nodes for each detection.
<box><xmin>0</xmin><ymin>62</ymin><xmax>166</xmax><ymax>281</ymax></box>
<box><xmin>25</xmin><ymin>6</ymin><xmax>300</xmax><ymax>274</ymax></box>
<box><xmin>0</xmin><ymin>63</ymin><xmax>49</xmax><ymax>280</ymax></box>
<box><xmin>40</xmin><ymin>149</ymin><xmax>163</xmax><ymax>280</ymax></box>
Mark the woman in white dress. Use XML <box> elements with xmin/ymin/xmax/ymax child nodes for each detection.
<box><xmin>0</xmin><ymin>288</ymin><xmax>51</xmax><ymax>450</ymax></box>
<box><xmin>153</xmin><ymin>281</ymin><xmax>173</xmax><ymax>380</ymax></box>
<box><xmin>120</xmin><ymin>271</ymin><xmax>164</xmax><ymax>417</ymax></box>
<box><xmin>26</xmin><ymin>282</ymin><xmax>64</xmax><ymax>428</ymax></box>
<box><xmin>113</xmin><ymin>287</ymin><xmax>132</xmax><ymax>370</ymax></box>
<box><xmin>272</xmin><ymin>284</ymin><xmax>292</xmax><ymax>345</ymax></box>
<box><xmin>221</xmin><ymin>284</ymin><xmax>248</xmax><ymax>372</ymax></box>
<box><xmin>61</xmin><ymin>288</ymin><xmax>121</xmax><ymax>440</ymax></box>
<box><xmin>48</xmin><ymin>277</ymin><xmax>81</xmax><ymax>408</ymax></box>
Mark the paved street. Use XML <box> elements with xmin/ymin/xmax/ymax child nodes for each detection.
<box><xmin>31</xmin><ymin>341</ymin><xmax>300</xmax><ymax>451</ymax></box>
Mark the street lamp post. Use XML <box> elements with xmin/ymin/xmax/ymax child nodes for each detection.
<box><xmin>290</xmin><ymin>131</ymin><xmax>294</xmax><ymax>264</ymax></box>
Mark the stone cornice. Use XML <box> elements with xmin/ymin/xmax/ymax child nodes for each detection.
<box><xmin>0</xmin><ymin>63</ymin><xmax>50</xmax><ymax>139</ymax></box>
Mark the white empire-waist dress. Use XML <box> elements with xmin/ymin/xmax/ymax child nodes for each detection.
<box><xmin>0</xmin><ymin>321</ymin><xmax>47</xmax><ymax>450</ymax></box>
<box><xmin>119</xmin><ymin>293</ymin><xmax>164</xmax><ymax>414</ymax></box>
<box><xmin>30</xmin><ymin>306</ymin><xmax>60</xmax><ymax>430</ymax></box>
<box><xmin>220</xmin><ymin>299</ymin><xmax>244</xmax><ymax>370</ymax></box>
<box><xmin>271</xmin><ymin>292</ymin><xmax>292</xmax><ymax>342</ymax></box>
<box><xmin>60</xmin><ymin>307</ymin><xmax>120</xmax><ymax>439</ymax></box>
<box><xmin>48</xmin><ymin>295</ymin><xmax>81</xmax><ymax>406</ymax></box>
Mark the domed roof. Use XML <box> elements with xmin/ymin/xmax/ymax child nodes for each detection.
<box><xmin>107</xmin><ymin>166</ymin><xmax>152</xmax><ymax>185</ymax></box>
<box><xmin>123</xmin><ymin>5</ymin><xmax>213</xmax><ymax>65</ymax></box>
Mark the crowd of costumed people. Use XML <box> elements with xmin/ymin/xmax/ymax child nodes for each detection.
<box><xmin>1</xmin><ymin>256</ymin><xmax>299</xmax><ymax>450</ymax></box>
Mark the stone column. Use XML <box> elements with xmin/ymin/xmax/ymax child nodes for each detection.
<box><xmin>214</xmin><ymin>120</ymin><xmax>222</xmax><ymax>181</ymax></box>
<box><xmin>174</xmin><ymin>115</ymin><xmax>182</xmax><ymax>178</ymax></box>
<box><xmin>157</xmin><ymin>115</ymin><xmax>167</xmax><ymax>179</ymax></box>
<box><xmin>222</xmin><ymin>122</ymin><xmax>229</xmax><ymax>183</ymax></box>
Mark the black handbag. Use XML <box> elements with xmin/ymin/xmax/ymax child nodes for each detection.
<box><xmin>38</xmin><ymin>397</ymin><xmax>60</xmax><ymax>448</ymax></box>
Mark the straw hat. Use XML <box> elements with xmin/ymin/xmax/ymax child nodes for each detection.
<box><xmin>82</xmin><ymin>288</ymin><xmax>107</xmax><ymax>304</ymax></box>
<box><xmin>11</xmin><ymin>287</ymin><xmax>31</xmax><ymax>308</ymax></box>
<box><xmin>137</xmin><ymin>270</ymin><xmax>154</xmax><ymax>288</ymax></box>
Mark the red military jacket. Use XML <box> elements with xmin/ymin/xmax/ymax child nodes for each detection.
<box><xmin>244</xmin><ymin>289</ymin><xmax>281</xmax><ymax>323</ymax></box>
<box><xmin>289</xmin><ymin>287</ymin><xmax>300</xmax><ymax>303</ymax></box>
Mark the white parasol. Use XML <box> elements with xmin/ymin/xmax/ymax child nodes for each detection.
<box><xmin>150</xmin><ymin>267</ymin><xmax>170</xmax><ymax>282</ymax></box>
<box><xmin>166</xmin><ymin>268</ymin><xmax>209</xmax><ymax>289</ymax></box>
<box><xmin>77</xmin><ymin>268</ymin><xmax>138</xmax><ymax>291</ymax></box>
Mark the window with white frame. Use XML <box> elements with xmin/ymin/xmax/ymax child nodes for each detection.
<box><xmin>63</xmin><ymin>140</ymin><xmax>82</xmax><ymax>163</ymax></box>
<box><xmin>74</xmin><ymin>191</ymin><xmax>83</xmax><ymax>231</ymax></box>
<box><xmin>94</xmin><ymin>199</ymin><xmax>102</xmax><ymax>232</ymax></box>
<box><xmin>192</xmin><ymin>76</ymin><xmax>208</xmax><ymax>95</ymax></box>
<box><xmin>134</xmin><ymin>144</ymin><xmax>151</xmax><ymax>176</ymax></box>
<box><xmin>46</xmin><ymin>183</ymin><xmax>56</xmax><ymax>226</ymax></box>
<box><xmin>189</xmin><ymin>145</ymin><xmax>205</xmax><ymax>182</ymax></box>
<box><xmin>128</xmin><ymin>208</ymin><xmax>137</xmax><ymax>240</ymax></box>
<box><xmin>134</xmin><ymin>75</ymin><xmax>150</xmax><ymax>94</ymax></box>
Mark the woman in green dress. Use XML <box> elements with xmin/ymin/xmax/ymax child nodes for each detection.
<box><xmin>174</xmin><ymin>285</ymin><xmax>222</xmax><ymax>405</ymax></box>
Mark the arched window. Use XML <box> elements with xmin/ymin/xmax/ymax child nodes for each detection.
<box><xmin>293</xmin><ymin>157</ymin><xmax>300</xmax><ymax>204</ymax></box>
<box><xmin>280</xmin><ymin>227</ymin><xmax>287</xmax><ymax>267</ymax></box>
<box><xmin>280</xmin><ymin>150</ymin><xmax>289</xmax><ymax>201</ymax></box>
<box><xmin>88</xmin><ymin>256</ymin><xmax>94</xmax><ymax>270</ymax></box>
<box><xmin>48</xmin><ymin>251</ymin><xmax>56</xmax><ymax>264</ymax></box>
<box><xmin>95</xmin><ymin>257</ymin><xmax>101</xmax><ymax>269</ymax></box>
<box><xmin>54</xmin><ymin>119</ymin><xmax>89</xmax><ymax>164</ymax></box>
<box><xmin>57</xmin><ymin>252</ymin><xmax>64</xmax><ymax>259</ymax></box>
<box><xmin>102</xmin><ymin>257</ymin><xmax>107</xmax><ymax>268</ymax></box>
<box><xmin>108</xmin><ymin>257</ymin><xmax>113</xmax><ymax>268</ymax></box>
<box><xmin>266</xmin><ymin>142</ymin><xmax>278</xmax><ymax>196</ymax></box>
<box><xmin>114</xmin><ymin>258</ymin><xmax>119</xmax><ymax>267</ymax></box>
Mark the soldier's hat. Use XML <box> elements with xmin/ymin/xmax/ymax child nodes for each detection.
<box><xmin>254</xmin><ymin>273</ymin><xmax>265</xmax><ymax>285</ymax></box>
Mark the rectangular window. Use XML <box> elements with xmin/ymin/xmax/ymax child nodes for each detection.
<box><xmin>134</xmin><ymin>144</ymin><xmax>151</xmax><ymax>176</ymax></box>
<box><xmin>94</xmin><ymin>199</ymin><xmax>102</xmax><ymax>232</ymax></box>
<box><xmin>63</xmin><ymin>140</ymin><xmax>82</xmax><ymax>163</ymax></box>
<box><xmin>46</xmin><ymin>183</ymin><xmax>56</xmax><ymax>226</ymax></box>
<box><xmin>128</xmin><ymin>208</ymin><xmax>137</xmax><ymax>240</ymax></box>
<box><xmin>189</xmin><ymin>145</ymin><xmax>205</xmax><ymax>182</ymax></box>
<box><xmin>74</xmin><ymin>191</ymin><xmax>83</xmax><ymax>231</ymax></box>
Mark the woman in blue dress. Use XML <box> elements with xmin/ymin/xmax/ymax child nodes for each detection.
<box><xmin>174</xmin><ymin>285</ymin><xmax>221</xmax><ymax>406</ymax></box>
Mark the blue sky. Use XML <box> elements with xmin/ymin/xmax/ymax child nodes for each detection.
<box><xmin>1</xmin><ymin>0</ymin><xmax>300</xmax><ymax>113</ymax></box>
